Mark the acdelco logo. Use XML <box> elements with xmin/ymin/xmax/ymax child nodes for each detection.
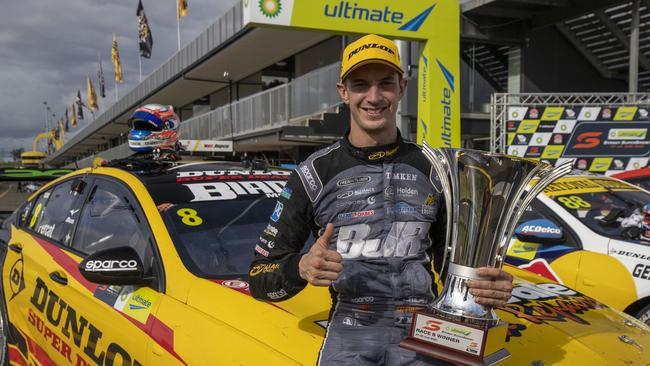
<box><xmin>572</xmin><ymin>132</ymin><xmax>602</xmax><ymax>148</ymax></box>
<box><xmin>423</xmin><ymin>320</ymin><xmax>442</xmax><ymax>332</ymax></box>
<box><xmin>85</xmin><ymin>260</ymin><xmax>138</xmax><ymax>272</ymax></box>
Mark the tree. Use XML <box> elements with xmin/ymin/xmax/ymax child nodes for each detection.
<box><xmin>10</xmin><ymin>148</ymin><xmax>24</xmax><ymax>162</ymax></box>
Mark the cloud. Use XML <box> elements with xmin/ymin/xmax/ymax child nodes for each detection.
<box><xmin>0</xmin><ymin>0</ymin><xmax>238</xmax><ymax>161</ymax></box>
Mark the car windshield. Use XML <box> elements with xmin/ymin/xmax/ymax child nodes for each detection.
<box><xmin>142</xmin><ymin>166</ymin><xmax>290</xmax><ymax>278</ymax></box>
<box><xmin>544</xmin><ymin>177</ymin><xmax>650</xmax><ymax>241</ymax></box>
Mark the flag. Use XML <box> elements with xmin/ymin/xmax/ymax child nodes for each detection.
<box><xmin>65</xmin><ymin>109</ymin><xmax>69</xmax><ymax>132</ymax></box>
<box><xmin>87</xmin><ymin>75</ymin><xmax>98</xmax><ymax>112</ymax></box>
<box><xmin>71</xmin><ymin>104</ymin><xmax>77</xmax><ymax>128</ymax></box>
<box><xmin>177</xmin><ymin>0</ymin><xmax>188</xmax><ymax>17</ymax></box>
<box><xmin>76</xmin><ymin>90</ymin><xmax>84</xmax><ymax>120</ymax></box>
<box><xmin>112</xmin><ymin>34</ymin><xmax>123</xmax><ymax>83</ymax></box>
<box><xmin>137</xmin><ymin>0</ymin><xmax>153</xmax><ymax>59</ymax></box>
<box><xmin>98</xmin><ymin>56</ymin><xmax>106</xmax><ymax>98</ymax></box>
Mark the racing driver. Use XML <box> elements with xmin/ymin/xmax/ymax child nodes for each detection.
<box><xmin>249</xmin><ymin>34</ymin><xmax>514</xmax><ymax>365</ymax></box>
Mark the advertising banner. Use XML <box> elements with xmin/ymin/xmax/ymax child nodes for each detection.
<box><xmin>505</xmin><ymin>106</ymin><xmax>650</xmax><ymax>175</ymax></box>
<box><xmin>242</xmin><ymin>0</ymin><xmax>460</xmax><ymax>147</ymax></box>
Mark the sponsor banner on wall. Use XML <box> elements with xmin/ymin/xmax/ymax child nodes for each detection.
<box><xmin>506</xmin><ymin>105</ymin><xmax>650</xmax><ymax>175</ymax></box>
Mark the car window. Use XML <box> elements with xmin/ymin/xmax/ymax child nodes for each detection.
<box><xmin>72</xmin><ymin>179</ymin><xmax>155</xmax><ymax>272</ymax></box>
<box><xmin>546</xmin><ymin>179</ymin><xmax>650</xmax><ymax>242</ymax></box>
<box><xmin>625</xmin><ymin>177</ymin><xmax>650</xmax><ymax>192</ymax></box>
<box><xmin>517</xmin><ymin>199</ymin><xmax>580</xmax><ymax>248</ymax></box>
<box><xmin>30</xmin><ymin>179</ymin><xmax>86</xmax><ymax>245</ymax></box>
<box><xmin>25</xmin><ymin>189</ymin><xmax>51</xmax><ymax>231</ymax></box>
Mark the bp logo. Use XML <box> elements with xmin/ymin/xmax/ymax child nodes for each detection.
<box><xmin>259</xmin><ymin>0</ymin><xmax>281</xmax><ymax>17</ymax></box>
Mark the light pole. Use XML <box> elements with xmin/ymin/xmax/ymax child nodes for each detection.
<box><xmin>43</xmin><ymin>101</ymin><xmax>50</xmax><ymax>133</ymax></box>
<box><xmin>224</xmin><ymin>71</ymin><xmax>235</xmax><ymax>142</ymax></box>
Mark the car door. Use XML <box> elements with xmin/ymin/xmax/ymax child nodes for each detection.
<box><xmin>2</xmin><ymin>177</ymin><xmax>89</xmax><ymax>365</ymax></box>
<box><xmin>62</xmin><ymin>176</ymin><xmax>165</xmax><ymax>366</ymax></box>
<box><xmin>539</xmin><ymin>193</ymin><xmax>638</xmax><ymax>312</ymax></box>
<box><xmin>505</xmin><ymin>199</ymin><xmax>582</xmax><ymax>289</ymax></box>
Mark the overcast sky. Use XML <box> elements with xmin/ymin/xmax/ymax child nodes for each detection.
<box><xmin>0</xmin><ymin>0</ymin><xmax>238</xmax><ymax>161</ymax></box>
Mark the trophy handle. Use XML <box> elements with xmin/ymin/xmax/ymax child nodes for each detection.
<box><xmin>422</xmin><ymin>142</ymin><xmax>455</xmax><ymax>281</ymax></box>
<box><xmin>493</xmin><ymin>160</ymin><xmax>574</xmax><ymax>267</ymax></box>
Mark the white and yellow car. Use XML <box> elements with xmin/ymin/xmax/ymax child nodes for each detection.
<box><xmin>507</xmin><ymin>173</ymin><xmax>650</xmax><ymax>324</ymax></box>
<box><xmin>0</xmin><ymin>162</ymin><xmax>648</xmax><ymax>365</ymax></box>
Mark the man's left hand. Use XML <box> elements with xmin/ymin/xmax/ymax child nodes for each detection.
<box><xmin>467</xmin><ymin>267</ymin><xmax>514</xmax><ymax>308</ymax></box>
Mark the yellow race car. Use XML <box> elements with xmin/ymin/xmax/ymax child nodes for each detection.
<box><xmin>0</xmin><ymin>161</ymin><xmax>648</xmax><ymax>365</ymax></box>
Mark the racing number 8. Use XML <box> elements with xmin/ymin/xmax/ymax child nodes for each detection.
<box><xmin>29</xmin><ymin>203</ymin><xmax>43</xmax><ymax>228</ymax></box>
<box><xmin>557</xmin><ymin>196</ymin><xmax>591</xmax><ymax>209</ymax></box>
<box><xmin>177</xmin><ymin>208</ymin><xmax>203</xmax><ymax>226</ymax></box>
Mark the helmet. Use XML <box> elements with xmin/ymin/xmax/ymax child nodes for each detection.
<box><xmin>127</xmin><ymin>104</ymin><xmax>180</xmax><ymax>152</ymax></box>
<box><xmin>644</xmin><ymin>203</ymin><xmax>650</xmax><ymax>216</ymax></box>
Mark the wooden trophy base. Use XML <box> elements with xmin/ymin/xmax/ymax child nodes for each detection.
<box><xmin>399</xmin><ymin>310</ymin><xmax>510</xmax><ymax>366</ymax></box>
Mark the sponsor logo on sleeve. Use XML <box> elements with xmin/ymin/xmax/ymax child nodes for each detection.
<box><xmin>271</xmin><ymin>201</ymin><xmax>284</xmax><ymax>222</ymax></box>
<box><xmin>250</xmin><ymin>263</ymin><xmax>280</xmax><ymax>276</ymax></box>
<box><xmin>337</xmin><ymin>176</ymin><xmax>372</xmax><ymax>186</ymax></box>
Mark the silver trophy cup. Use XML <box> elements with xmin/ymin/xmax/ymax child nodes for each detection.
<box><xmin>422</xmin><ymin>145</ymin><xmax>573</xmax><ymax>327</ymax></box>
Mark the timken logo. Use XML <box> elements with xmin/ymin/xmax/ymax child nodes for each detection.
<box><xmin>84</xmin><ymin>260</ymin><xmax>138</xmax><ymax>272</ymax></box>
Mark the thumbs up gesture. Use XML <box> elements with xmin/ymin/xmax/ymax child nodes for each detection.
<box><xmin>299</xmin><ymin>223</ymin><xmax>343</xmax><ymax>286</ymax></box>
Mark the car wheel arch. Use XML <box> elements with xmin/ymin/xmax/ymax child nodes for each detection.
<box><xmin>624</xmin><ymin>296</ymin><xmax>650</xmax><ymax>323</ymax></box>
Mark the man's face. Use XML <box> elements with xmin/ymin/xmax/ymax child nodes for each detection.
<box><xmin>337</xmin><ymin>63</ymin><xmax>406</xmax><ymax>135</ymax></box>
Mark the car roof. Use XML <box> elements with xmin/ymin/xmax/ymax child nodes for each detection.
<box><xmin>103</xmin><ymin>158</ymin><xmax>288</xmax><ymax>184</ymax></box>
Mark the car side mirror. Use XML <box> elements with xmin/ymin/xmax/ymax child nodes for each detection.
<box><xmin>514</xmin><ymin>219</ymin><xmax>565</xmax><ymax>245</ymax></box>
<box><xmin>79</xmin><ymin>247</ymin><xmax>149</xmax><ymax>285</ymax></box>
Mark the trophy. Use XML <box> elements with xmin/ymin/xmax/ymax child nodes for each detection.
<box><xmin>400</xmin><ymin>144</ymin><xmax>573</xmax><ymax>366</ymax></box>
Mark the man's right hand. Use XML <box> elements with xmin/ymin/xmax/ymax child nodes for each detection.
<box><xmin>298</xmin><ymin>223</ymin><xmax>343</xmax><ymax>286</ymax></box>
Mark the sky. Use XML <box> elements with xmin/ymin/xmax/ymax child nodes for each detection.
<box><xmin>0</xmin><ymin>0</ymin><xmax>239</xmax><ymax>162</ymax></box>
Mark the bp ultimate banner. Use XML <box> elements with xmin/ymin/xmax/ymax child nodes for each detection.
<box><xmin>242</xmin><ymin>0</ymin><xmax>460</xmax><ymax>148</ymax></box>
<box><xmin>506</xmin><ymin>106</ymin><xmax>650</xmax><ymax>175</ymax></box>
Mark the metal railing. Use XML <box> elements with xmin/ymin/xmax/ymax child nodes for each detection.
<box><xmin>181</xmin><ymin>62</ymin><xmax>342</xmax><ymax>140</ymax></box>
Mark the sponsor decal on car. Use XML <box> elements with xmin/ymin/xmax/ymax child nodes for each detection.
<box><xmin>610</xmin><ymin>248</ymin><xmax>650</xmax><ymax>261</ymax></box>
<box><xmin>184</xmin><ymin>180</ymin><xmax>287</xmax><ymax>201</ymax></box>
<box><xmin>176</xmin><ymin>170</ymin><xmax>290</xmax><ymax>182</ymax></box>
<box><xmin>500</xmin><ymin>282</ymin><xmax>604</xmax><ymax>333</ymax></box>
<box><xmin>28</xmin><ymin>277</ymin><xmax>145</xmax><ymax>366</ymax></box>
<box><xmin>632</xmin><ymin>263</ymin><xmax>650</xmax><ymax>280</ymax></box>
<box><xmin>84</xmin><ymin>259</ymin><xmax>139</xmax><ymax>272</ymax></box>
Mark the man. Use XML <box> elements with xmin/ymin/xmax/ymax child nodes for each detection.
<box><xmin>249</xmin><ymin>34</ymin><xmax>513</xmax><ymax>365</ymax></box>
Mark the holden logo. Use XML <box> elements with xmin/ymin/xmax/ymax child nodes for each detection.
<box><xmin>367</xmin><ymin>196</ymin><xmax>376</xmax><ymax>204</ymax></box>
<box><xmin>384</xmin><ymin>186</ymin><xmax>395</xmax><ymax>197</ymax></box>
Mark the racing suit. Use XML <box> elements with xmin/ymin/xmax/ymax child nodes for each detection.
<box><xmin>249</xmin><ymin>131</ymin><xmax>448</xmax><ymax>366</ymax></box>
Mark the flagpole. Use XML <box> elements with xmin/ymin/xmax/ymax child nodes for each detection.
<box><xmin>176</xmin><ymin>0</ymin><xmax>181</xmax><ymax>51</ymax></box>
<box><xmin>138</xmin><ymin>54</ymin><xmax>142</xmax><ymax>82</ymax></box>
<box><xmin>115</xmin><ymin>77</ymin><xmax>118</xmax><ymax>102</ymax></box>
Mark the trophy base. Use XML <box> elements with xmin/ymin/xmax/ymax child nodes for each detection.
<box><xmin>400</xmin><ymin>310</ymin><xmax>510</xmax><ymax>366</ymax></box>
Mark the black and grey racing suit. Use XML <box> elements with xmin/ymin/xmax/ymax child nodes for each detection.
<box><xmin>249</xmin><ymin>132</ymin><xmax>448</xmax><ymax>365</ymax></box>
